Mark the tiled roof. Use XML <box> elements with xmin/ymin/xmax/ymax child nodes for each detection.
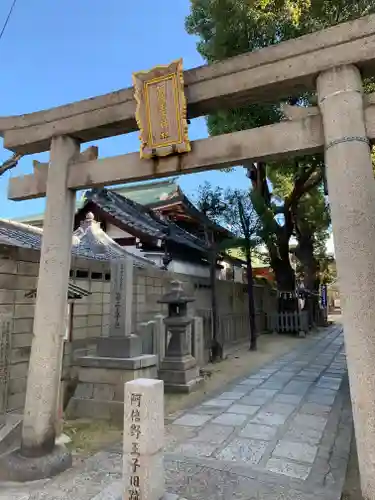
<box><xmin>13</xmin><ymin>180</ymin><xmax>180</xmax><ymax>227</ymax></box>
<box><xmin>0</xmin><ymin>219</ymin><xmax>43</xmax><ymax>251</ymax></box>
<box><xmin>83</xmin><ymin>188</ymin><xmax>209</xmax><ymax>254</ymax></box>
<box><xmin>0</xmin><ymin>217</ymin><xmax>154</xmax><ymax>267</ymax></box>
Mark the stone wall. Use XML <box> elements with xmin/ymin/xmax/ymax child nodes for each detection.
<box><xmin>0</xmin><ymin>246</ymin><xmax>111</xmax><ymax>413</ymax></box>
<box><xmin>0</xmin><ymin>244</ymin><xmax>277</xmax><ymax>413</ymax></box>
<box><xmin>0</xmin><ymin>246</ymin><xmax>38</xmax><ymax>413</ymax></box>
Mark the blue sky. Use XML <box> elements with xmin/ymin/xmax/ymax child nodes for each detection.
<box><xmin>0</xmin><ymin>0</ymin><xmax>248</xmax><ymax>220</ymax></box>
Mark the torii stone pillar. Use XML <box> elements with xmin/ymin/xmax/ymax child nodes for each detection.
<box><xmin>318</xmin><ymin>65</ymin><xmax>375</xmax><ymax>499</ymax></box>
<box><xmin>20</xmin><ymin>137</ymin><xmax>78</xmax><ymax>465</ymax></box>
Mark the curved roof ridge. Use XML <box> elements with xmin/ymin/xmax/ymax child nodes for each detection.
<box><xmin>0</xmin><ymin>216</ymin><xmax>154</xmax><ymax>266</ymax></box>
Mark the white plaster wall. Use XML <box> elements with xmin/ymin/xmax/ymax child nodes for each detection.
<box><xmin>218</xmin><ymin>259</ymin><xmax>244</xmax><ymax>283</ymax></box>
<box><xmin>169</xmin><ymin>260</ymin><xmax>210</xmax><ymax>278</ymax></box>
<box><xmin>141</xmin><ymin>253</ymin><xmax>210</xmax><ymax>278</ymax></box>
<box><xmin>106</xmin><ymin>223</ymin><xmax>132</xmax><ymax>239</ymax></box>
<box><xmin>234</xmin><ymin>266</ymin><xmax>244</xmax><ymax>283</ymax></box>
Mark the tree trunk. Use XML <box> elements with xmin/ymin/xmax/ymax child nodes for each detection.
<box><xmin>303</xmin><ymin>268</ymin><xmax>320</xmax><ymax>327</ymax></box>
<box><xmin>295</xmin><ymin>233</ymin><xmax>321</xmax><ymax>325</ymax></box>
<box><xmin>269</xmin><ymin>237</ymin><xmax>298</xmax><ymax>313</ymax></box>
<box><xmin>210</xmin><ymin>247</ymin><xmax>218</xmax><ymax>343</ymax></box>
<box><xmin>303</xmin><ymin>263</ymin><xmax>320</xmax><ymax>326</ymax></box>
<box><xmin>248</xmin><ymin>161</ymin><xmax>297</xmax><ymax>312</ymax></box>
<box><xmin>245</xmin><ymin>246</ymin><xmax>257</xmax><ymax>351</ymax></box>
<box><xmin>207</xmin><ymin>231</ymin><xmax>223</xmax><ymax>362</ymax></box>
<box><xmin>273</xmin><ymin>264</ymin><xmax>298</xmax><ymax>313</ymax></box>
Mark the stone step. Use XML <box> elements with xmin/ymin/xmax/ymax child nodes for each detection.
<box><xmin>0</xmin><ymin>413</ymin><xmax>22</xmax><ymax>456</ymax></box>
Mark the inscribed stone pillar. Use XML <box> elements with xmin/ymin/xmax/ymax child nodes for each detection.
<box><xmin>317</xmin><ymin>64</ymin><xmax>375</xmax><ymax>499</ymax></box>
<box><xmin>97</xmin><ymin>256</ymin><xmax>142</xmax><ymax>358</ymax></box>
<box><xmin>21</xmin><ymin>136</ymin><xmax>79</xmax><ymax>457</ymax></box>
<box><xmin>110</xmin><ymin>257</ymin><xmax>133</xmax><ymax>337</ymax></box>
<box><xmin>123</xmin><ymin>378</ymin><xmax>164</xmax><ymax>500</ymax></box>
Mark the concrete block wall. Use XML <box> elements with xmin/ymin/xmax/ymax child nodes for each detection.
<box><xmin>132</xmin><ymin>267</ymin><xmax>198</xmax><ymax>325</ymax></box>
<box><xmin>132</xmin><ymin>267</ymin><xmax>260</xmax><ymax>325</ymax></box>
<box><xmin>69</xmin><ymin>260</ymin><xmax>111</xmax><ymax>342</ymax></box>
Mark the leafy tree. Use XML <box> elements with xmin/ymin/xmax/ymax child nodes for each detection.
<box><xmin>186</xmin><ymin>0</ymin><xmax>375</xmax><ymax>311</ymax></box>
<box><xmin>196</xmin><ymin>182</ymin><xmax>262</xmax><ymax>350</ymax></box>
<box><xmin>222</xmin><ymin>189</ymin><xmax>263</xmax><ymax>350</ymax></box>
<box><xmin>247</xmin><ymin>156</ymin><xmax>325</xmax><ymax>310</ymax></box>
<box><xmin>266</xmin><ymin>154</ymin><xmax>330</xmax><ymax>322</ymax></box>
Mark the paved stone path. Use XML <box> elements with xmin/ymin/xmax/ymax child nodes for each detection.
<box><xmin>164</xmin><ymin>323</ymin><xmax>351</xmax><ymax>500</ymax></box>
<box><xmin>0</xmin><ymin>323</ymin><xmax>352</xmax><ymax>500</ymax></box>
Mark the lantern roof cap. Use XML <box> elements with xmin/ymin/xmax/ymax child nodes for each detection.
<box><xmin>158</xmin><ymin>280</ymin><xmax>195</xmax><ymax>305</ymax></box>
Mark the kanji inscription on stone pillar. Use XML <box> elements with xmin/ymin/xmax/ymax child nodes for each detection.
<box><xmin>123</xmin><ymin>379</ymin><xmax>165</xmax><ymax>500</ymax></box>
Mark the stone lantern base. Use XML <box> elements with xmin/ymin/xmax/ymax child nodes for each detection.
<box><xmin>158</xmin><ymin>354</ymin><xmax>203</xmax><ymax>393</ymax></box>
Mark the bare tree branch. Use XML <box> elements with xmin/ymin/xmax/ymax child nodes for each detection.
<box><xmin>302</xmin><ymin>170</ymin><xmax>324</xmax><ymax>193</ymax></box>
<box><xmin>0</xmin><ymin>153</ymin><xmax>23</xmax><ymax>177</ymax></box>
<box><xmin>285</xmin><ymin>163</ymin><xmax>317</xmax><ymax>210</ymax></box>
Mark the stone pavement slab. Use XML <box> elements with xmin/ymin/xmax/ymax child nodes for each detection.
<box><xmin>0</xmin><ymin>323</ymin><xmax>351</xmax><ymax>500</ymax></box>
<box><xmin>226</xmin><ymin>404</ymin><xmax>260</xmax><ymax>415</ymax></box>
<box><xmin>240</xmin><ymin>423</ymin><xmax>278</xmax><ymax>440</ymax></box>
<box><xmin>211</xmin><ymin>412</ymin><xmax>248</xmax><ymax>426</ymax></box>
<box><xmin>216</xmin><ymin>437</ymin><xmax>268</xmax><ymax>464</ymax></box>
<box><xmin>266</xmin><ymin>457</ymin><xmax>312</xmax><ymax>480</ymax></box>
<box><xmin>272</xmin><ymin>440</ymin><xmax>318</xmax><ymax>463</ymax></box>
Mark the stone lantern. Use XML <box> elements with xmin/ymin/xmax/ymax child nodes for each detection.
<box><xmin>158</xmin><ymin>280</ymin><xmax>203</xmax><ymax>393</ymax></box>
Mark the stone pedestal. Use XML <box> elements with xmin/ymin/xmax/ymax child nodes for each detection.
<box><xmin>97</xmin><ymin>334</ymin><xmax>142</xmax><ymax>358</ymax></box>
<box><xmin>317</xmin><ymin>64</ymin><xmax>375</xmax><ymax>499</ymax></box>
<box><xmin>158</xmin><ymin>355</ymin><xmax>202</xmax><ymax>393</ymax></box>
<box><xmin>66</xmin><ymin>355</ymin><xmax>158</xmax><ymax>424</ymax></box>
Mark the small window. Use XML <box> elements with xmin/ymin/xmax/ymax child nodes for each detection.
<box><xmin>69</xmin><ymin>270</ymin><xmax>74</xmax><ymax>278</ymax></box>
<box><xmin>76</xmin><ymin>270</ymin><xmax>89</xmax><ymax>279</ymax></box>
<box><xmin>105</xmin><ymin>273</ymin><xmax>111</xmax><ymax>281</ymax></box>
<box><xmin>91</xmin><ymin>272</ymin><xmax>103</xmax><ymax>281</ymax></box>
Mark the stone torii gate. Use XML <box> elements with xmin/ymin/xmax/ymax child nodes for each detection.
<box><xmin>2</xmin><ymin>12</ymin><xmax>375</xmax><ymax>497</ymax></box>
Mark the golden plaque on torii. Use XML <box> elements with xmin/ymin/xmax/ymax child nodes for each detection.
<box><xmin>133</xmin><ymin>59</ymin><xmax>191</xmax><ymax>159</ymax></box>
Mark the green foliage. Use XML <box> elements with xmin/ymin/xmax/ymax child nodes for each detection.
<box><xmin>186</xmin><ymin>0</ymin><xmax>374</xmax><ymax>284</ymax></box>
<box><xmin>196</xmin><ymin>182</ymin><xmax>227</xmax><ymax>222</ymax></box>
<box><xmin>319</xmin><ymin>255</ymin><xmax>337</xmax><ymax>285</ymax></box>
<box><xmin>268</xmin><ymin>154</ymin><xmax>330</xmax><ymax>261</ymax></box>
<box><xmin>194</xmin><ymin>182</ymin><xmax>263</xmax><ymax>254</ymax></box>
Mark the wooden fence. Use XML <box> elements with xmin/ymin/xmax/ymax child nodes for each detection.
<box><xmin>197</xmin><ymin>310</ymin><xmax>255</xmax><ymax>350</ymax></box>
<box><xmin>267</xmin><ymin>311</ymin><xmax>309</xmax><ymax>335</ymax></box>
